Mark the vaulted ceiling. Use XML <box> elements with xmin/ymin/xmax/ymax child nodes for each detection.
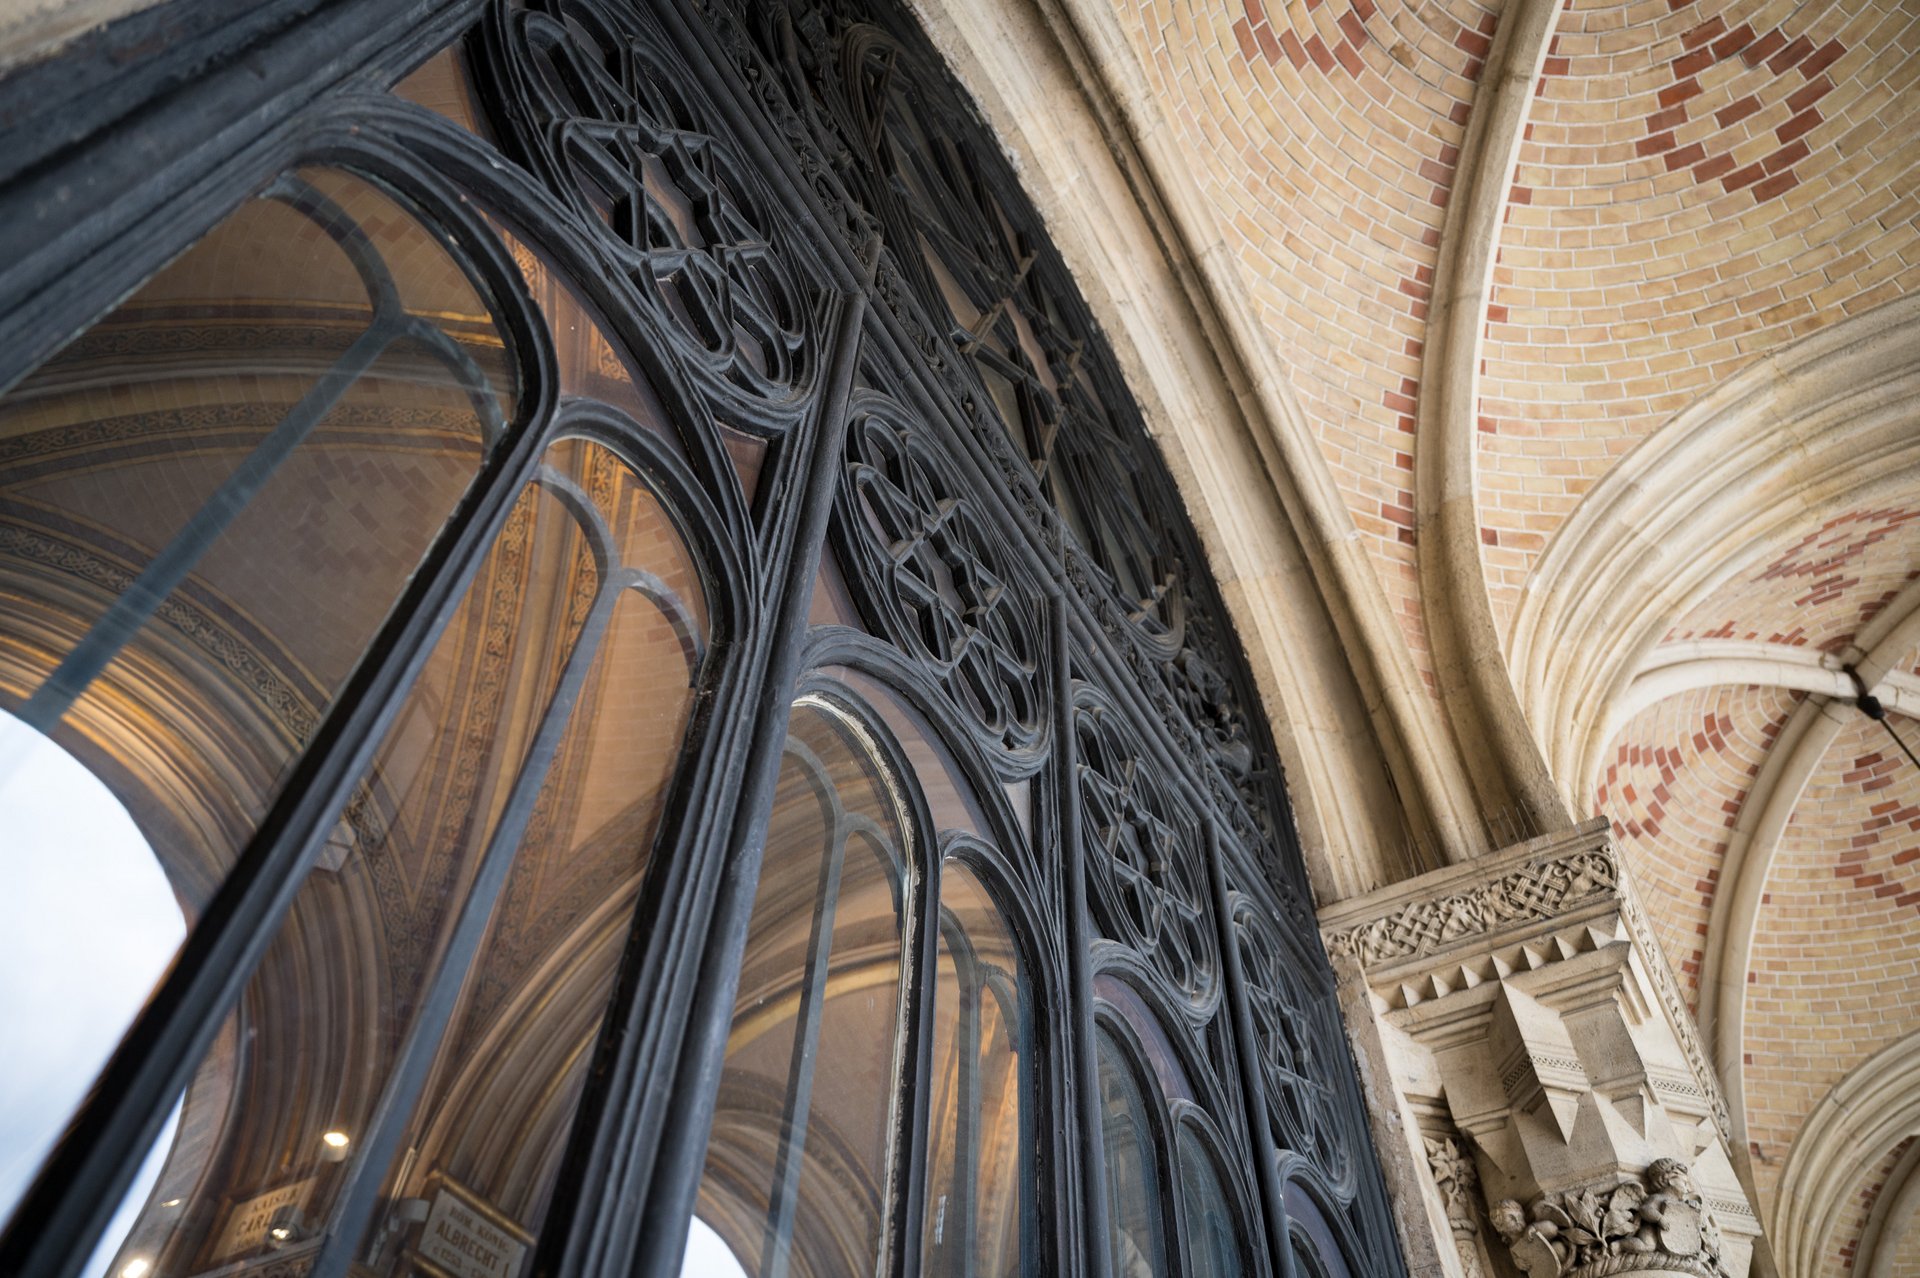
<box><xmin>924</xmin><ymin>0</ymin><xmax>1919</xmax><ymax>1271</ymax></box>
<box><xmin>2</xmin><ymin>0</ymin><xmax>1915</xmax><ymax>1269</ymax></box>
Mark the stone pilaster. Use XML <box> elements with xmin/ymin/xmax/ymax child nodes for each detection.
<box><xmin>1321</xmin><ymin>819</ymin><xmax>1762</xmax><ymax>1278</ymax></box>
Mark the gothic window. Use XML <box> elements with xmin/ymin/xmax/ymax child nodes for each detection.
<box><xmin>0</xmin><ymin>4</ymin><xmax>1404</xmax><ymax>1278</ymax></box>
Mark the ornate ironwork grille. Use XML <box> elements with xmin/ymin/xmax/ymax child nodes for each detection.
<box><xmin>0</xmin><ymin>1</ymin><xmax>1406</xmax><ymax>1276</ymax></box>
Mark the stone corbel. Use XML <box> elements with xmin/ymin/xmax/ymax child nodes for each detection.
<box><xmin>1321</xmin><ymin>819</ymin><xmax>1762</xmax><ymax>1277</ymax></box>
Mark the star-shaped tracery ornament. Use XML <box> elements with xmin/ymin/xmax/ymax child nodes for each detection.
<box><xmin>1233</xmin><ymin>902</ymin><xmax>1356</xmax><ymax>1192</ymax></box>
<box><xmin>1074</xmin><ymin>689</ymin><xmax>1219</xmax><ymax>1010</ymax></box>
<box><xmin>505</xmin><ymin>0</ymin><xmax>815</xmax><ymax>423</ymax></box>
<box><xmin>843</xmin><ymin>405</ymin><xmax>1045</xmax><ymax>759</ymax></box>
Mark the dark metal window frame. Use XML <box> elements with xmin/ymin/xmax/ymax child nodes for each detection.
<box><xmin>0</xmin><ymin>2</ymin><xmax>1409</xmax><ymax>1277</ymax></box>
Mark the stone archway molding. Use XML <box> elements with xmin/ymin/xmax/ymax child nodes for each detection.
<box><xmin>1607</xmin><ymin>641</ymin><xmax>1920</xmax><ymax>755</ymax></box>
<box><xmin>1413</xmin><ymin>0</ymin><xmax>1571</xmax><ymax>834</ymax></box>
<box><xmin>1509</xmin><ymin>293</ymin><xmax>1920</xmax><ymax>805</ymax></box>
<box><xmin>1857</xmin><ymin>1138</ymin><xmax>1920</xmax><ymax>1278</ymax></box>
<box><xmin>903</xmin><ymin>0</ymin><xmax>1488</xmax><ymax>880</ymax></box>
<box><xmin>1692</xmin><ymin>570</ymin><xmax>1920</xmax><ymax>1160</ymax></box>
<box><xmin>1772</xmin><ymin>1028</ymin><xmax>1920</xmax><ymax>1278</ymax></box>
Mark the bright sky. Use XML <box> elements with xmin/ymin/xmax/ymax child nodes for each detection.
<box><xmin>0</xmin><ymin>710</ymin><xmax>186</xmax><ymax>1266</ymax></box>
<box><xmin>0</xmin><ymin>709</ymin><xmax>757</xmax><ymax>1276</ymax></box>
<box><xmin>681</xmin><ymin>1216</ymin><xmax>750</xmax><ymax>1278</ymax></box>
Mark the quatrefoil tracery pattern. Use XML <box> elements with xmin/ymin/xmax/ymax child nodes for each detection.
<box><xmin>1075</xmin><ymin>691</ymin><xmax>1219</xmax><ymax>1011</ymax></box>
<box><xmin>507</xmin><ymin>0</ymin><xmax>814</xmax><ymax>425</ymax></box>
<box><xmin>843</xmin><ymin>406</ymin><xmax>1045</xmax><ymax>760</ymax></box>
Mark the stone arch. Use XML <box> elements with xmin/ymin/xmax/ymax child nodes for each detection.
<box><xmin>1509</xmin><ymin>293</ymin><xmax>1920</xmax><ymax>805</ymax></box>
<box><xmin>1773</xmin><ymin>1029</ymin><xmax>1920</xmax><ymax>1278</ymax></box>
<box><xmin>894</xmin><ymin>0</ymin><xmax>1484</xmax><ymax>886</ymax></box>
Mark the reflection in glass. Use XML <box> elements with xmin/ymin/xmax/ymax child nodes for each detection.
<box><xmin>923</xmin><ymin>859</ymin><xmax>1031</xmax><ymax>1277</ymax></box>
<box><xmin>1094</xmin><ymin>975</ymin><xmax>1194</xmax><ymax>1105</ymax></box>
<box><xmin>1282</xmin><ymin>1185</ymin><xmax>1355</xmax><ymax>1278</ymax></box>
<box><xmin>1176</xmin><ymin>1127</ymin><xmax>1243</xmax><ymax>1278</ymax></box>
<box><xmin>75</xmin><ymin>1100</ymin><xmax>179</xmax><ymax>1278</ymax></box>
<box><xmin>1097</xmin><ymin>1024</ymin><xmax>1168</xmax><ymax>1278</ymax></box>
<box><xmin>82</xmin><ymin>436</ymin><xmax>707</xmax><ymax>1277</ymax></box>
<box><xmin>393</xmin><ymin>44</ymin><xmax>494</xmax><ymax>139</ymax></box>
<box><xmin>691</xmin><ymin>698</ymin><xmax>910</xmax><ymax>1278</ymax></box>
<box><xmin>0</xmin><ymin>163</ymin><xmax>515</xmax><ymax>1233</ymax></box>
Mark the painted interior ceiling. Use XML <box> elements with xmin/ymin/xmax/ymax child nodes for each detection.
<box><xmin>1067</xmin><ymin>0</ymin><xmax>1919</xmax><ymax>1271</ymax></box>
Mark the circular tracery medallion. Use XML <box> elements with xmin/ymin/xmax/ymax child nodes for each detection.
<box><xmin>493</xmin><ymin>0</ymin><xmax>817</xmax><ymax>429</ymax></box>
<box><xmin>1074</xmin><ymin>686</ymin><xmax>1219</xmax><ymax>1013</ymax></box>
<box><xmin>839</xmin><ymin>396</ymin><xmax>1046</xmax><ymax>764</ymax></box>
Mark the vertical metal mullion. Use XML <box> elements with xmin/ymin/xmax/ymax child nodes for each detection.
<box><xmin>1205</xmin><ymin>824</ymin><xmax>1294</xmax><ymax>1278</ymax></box>
<box><xmin>761</xmin><ymin>805</ymin><xmax>852</xmax><ymax>1278</ymax></box>
<box><xmin>951</xmin><ymin>935</ymin><xmax>982</xmax><ymax>1276</ymax></box>
<box><xmin>1056</xmin><ymin>603</ymin><xmax>1114</xmax><ymax>1278</ymax></box>
<box><xmin>1012</xmin><ymin>973</ymin><xmax>1039</xmax><ymax>1278</ymax></box>
<box><xmin>0</xmin><ymin>363</ymin><xmax>555</xmax><ymax>1278</ymax></box>
<box><xmin>312</xmin><ymin>554</ymin><xmax>627</xmax><ymax>1276</ymax></box>
<box><xmin>628</xmin><ymin>241</ymin><xmax>875</xmax><ymax>1275</ymax></box>
<box><xmin>890</xmin><ymin>759</ymin><xmax>941</xmax><ymax>1278</ymax></box>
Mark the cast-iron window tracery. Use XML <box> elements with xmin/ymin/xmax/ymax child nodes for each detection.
<box><xmin>0</xmin><ymin>3</ymin><xmax>1405</xmax><ymax>1278</ymax></box>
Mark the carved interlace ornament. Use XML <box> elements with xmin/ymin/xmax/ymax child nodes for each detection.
<box><xmin>1490</xmin><ymin>1160</ymin><xmax>1727</xmax><ymax>1278</ymax></box>
<box><xmin>1327</xmin><ymin>850</ymin><xmax>1616</xmax><ymax>966</ymax></box>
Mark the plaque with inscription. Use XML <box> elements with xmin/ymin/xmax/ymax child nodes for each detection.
<box><xmin>406</xmin><ymin>1176</ymin><xmax>532</xmax><ymax>1278</ymax></box>
<box><xmin>208</xmin><ymin>1179</ymin><xmax>312</xmax><ymax>1262</ymax></box>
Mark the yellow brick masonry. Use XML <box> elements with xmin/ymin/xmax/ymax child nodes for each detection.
<box><xmin>1598</xmin><ymin>682</ymin><xmax>1798</xmax><ymax>1010</ymax></box>
<box><xmin>1743</xmin><ymin>712</ymin><xmax>1920</xmax><ymax>1237</ymax></box>
<box><xmin>1115</xmin><ymin>0</ymin><xmax>1502</xmax><ymax>695</ymax></box>
<box><xmin>1480</xmin><ymin>0</ymin><xmax>1920</xmax><ymax>639</ymax></box>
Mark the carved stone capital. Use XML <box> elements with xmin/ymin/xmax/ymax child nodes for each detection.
<box><xmin>1320</xmin><ymin>820</ymin><xmax>1762</xmax><ymax>1277</ymax></box>
<box><xmin>1489</xmin><ymin>1158</ymin><xmax>1730</xmax><ymax>1278</ymax></box>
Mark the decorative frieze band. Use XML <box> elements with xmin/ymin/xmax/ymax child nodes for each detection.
<box><xmin>1325</xmin><ymin>846</ymin><xmax>1616</xmax><ymax>967</ymax></box>
<box><xmin>1320</xmin><ymin>821</ymin><xmax>1732</xmax><ymax>1144</ymax></box>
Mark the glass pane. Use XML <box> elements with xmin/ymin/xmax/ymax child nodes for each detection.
<box><xmin>0</xmin><ymin>165</ymin><xmax>515</xmax><ymax>1233</ymax></box>
<box><xmin>688</xmin><ymin>698</ymin><xmax>911</xmax><ymax>1278</ymax></box>
<box><xmin>1097</xmin><ymin>1024</ymin><xmax>1169</xmax><ymax>1278</ymax></box>
<box><xmin>348</xmin><ymin>437</ymin><xmax>707</xmax><ymax>1267</ymax></box>
<box><xmin>1281</xmin><ymin>1186</ymin><xmax>1354</xmax><ymax>1278</ymax></box>
<box><xmin>821</xmin><ymin>666</ymin><xmax>988</xmax><ymax>839</ymax></box>
<box><xmin>1290</xmin><ymin>1242</ymin><xmax>1329</xmax><ymax>1278</ymax></box>
<box><xmin>923</xmin><ymin>862</ymin><xmax>1031</xmax><ymax>1277</ymax></box>
<box><xmin>394</xmin><ymin>44</ymin><xmax>494</xmax><ymax>140</ymax></box>
<box><xmin>85</xmin><ymin>437</ymin><xmax>706</xmax><ymax>1277</ymax></box>
<box><xmin>1093</xmin><ymin>975</ymin><xmax>1194</xmax><ymax>1105</ymax></box>
<box><xmin>1176</xmin><ymin>1127</ymin><xmax>1244</xmax><ymax>1278</ymax></box>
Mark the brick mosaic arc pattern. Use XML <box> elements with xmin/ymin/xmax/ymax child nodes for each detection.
<box><xmin>1595</xmin><ymin>682</ymin><xmax>1799</xmax><ymax>1011</ymax></box>
<box><xmin>1818</xmin><ymin>1137</ymin><xmax>1914</xmax><ymax>1278</ymax></box>
<box><xmin>1478</xmin><ymin>0</ymin><xmax>1920</xmax><ymax>640</ymax></box>
<box><xmin>1743</xmin><ymin>712</ymin><xmax>1920</xmax><ymax>1230</ymax></box>
<box><xmin>1666</xmin><ymin>506</ymin><xmax>1920</xmax><ymax>653</ymax></box>
<box><xmin>1117</xmin><ymin>0</ymin><xmax>1504</xmax><ymax>692</ymax></box>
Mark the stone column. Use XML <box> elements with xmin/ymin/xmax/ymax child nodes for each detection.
<box><xmin>1321</xmin><ymin>819</ymin><xmax>1762</xmax><ymax>1278</ymax></box>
